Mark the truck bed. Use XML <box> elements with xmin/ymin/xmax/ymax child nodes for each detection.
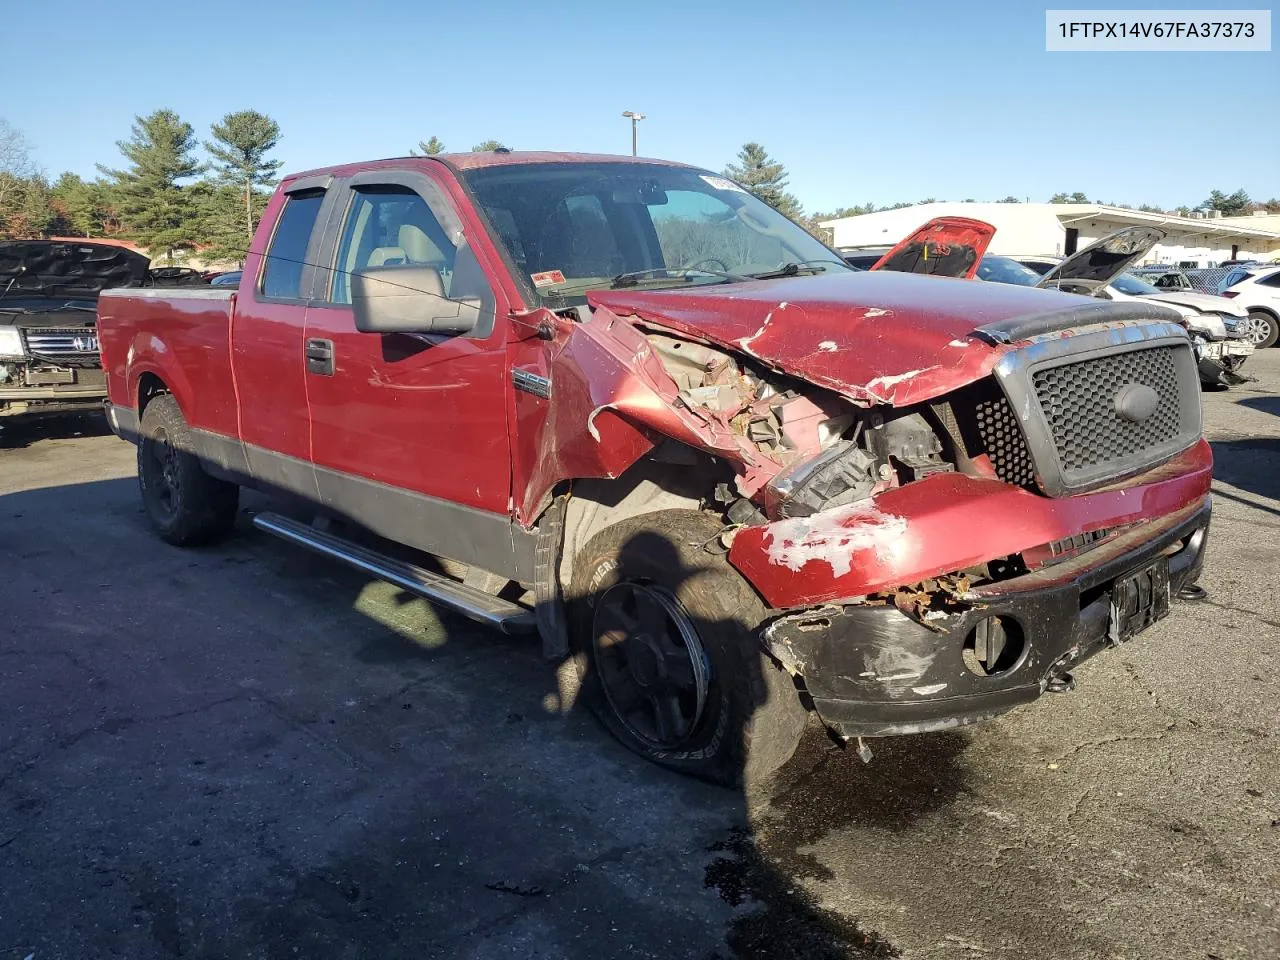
<box><xmin>98</xmin><ymin>287</ymin><xmax>240</xmax><ymax>440</ymax></box>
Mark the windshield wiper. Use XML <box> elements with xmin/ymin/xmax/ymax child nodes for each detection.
<box><xmin>610</xmin><ymin>266</ymin><xmax>750</xmax><ymax>289</ymax></box>
<box><xmin>749</xmin><ymin>259</ymin><xmax>850</xmax><ymax>280</ymax></box>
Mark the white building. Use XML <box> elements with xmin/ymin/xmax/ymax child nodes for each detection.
<box><xmin>821</xmin><ymin>202</ymin><xmax>1280</xmax><ymax>268</ymax></box>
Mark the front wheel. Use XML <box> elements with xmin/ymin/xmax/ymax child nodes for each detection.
<box><xmin>568</xmin><ymin>510</ymin><xmax>807</xmax><ymax>788</ymax></box>
<box><xmin>1245</xmin><ymin>311</ymin><xmax>1279</xmax><ymax>349</ymax></box>
<box><xmin>138</xmin><ymin>394</ymin><xmax>239</xmax><ymax>545</ymax></box>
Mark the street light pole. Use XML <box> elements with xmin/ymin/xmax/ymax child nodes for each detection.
<box><xmin>621</xmin><ymin>111</ymin><xmax>645</xmax><ymax>156</ymax></box>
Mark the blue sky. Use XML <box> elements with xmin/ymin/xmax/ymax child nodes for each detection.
<box><xmin>2</xmin><ymin>0</ymin><xmax>1275</xmax><ymax>213</ymax></box>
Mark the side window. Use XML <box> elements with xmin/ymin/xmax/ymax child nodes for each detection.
<box><xmin>331</xmin><ymin>186</ymin><xmax>458</xmax><ymax>305</ymax></box>
<box><xmin>260</xmin><ymin>190</ymin><xmax>325</xmax><ymax>299</ymax></box>
<box><xmin>1220</xmin><ymin>269</ymin><xmax>1247</xmax><ymax>290</ymax></box>
<box><xmin>1257</xmin><ymin>271</ymin><xmax>1280</xmax><ymax>288</ymax></box>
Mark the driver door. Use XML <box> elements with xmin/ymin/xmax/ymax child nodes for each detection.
<box><xmin>302</xmin><ymin>168</ymin><xmax>516</xmax><ymax>567</ymax></box>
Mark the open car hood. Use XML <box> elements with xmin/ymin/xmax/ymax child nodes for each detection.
<box><xmin>1036</xmin><ymin>226</ymin><xmax>1164</xmax><ymax>292</ymax></box>
<box><xmin>587</xmin><ymin>270</ymin><xmax>1089</xmax><ymax>406</ymax></box>
<box><xmin>0</xmin><ymin>240</ymin><xmax>150</xmax><ymax>300</ymax></box>
<box><xmin>870</xmin><ymin>217</ymin><xmax>996</xmax><ymax>279</ymax></box>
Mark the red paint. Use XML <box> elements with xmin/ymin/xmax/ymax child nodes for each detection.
<box><xmin>97</xmin><ymin>291</ymin><xmax>240</xmax><ymax>439</ymax></box>
<box><xmin>588</xmin><ymin>271</ymin><xmax>1086</xmax><ymax>406</ymax></box>
<box><xmin>728</xmin><ymin>440</ymin><xmax>1213</xmax><ymax>608</ymax></box>
<box><xmin>99</xmin><ymin>152</ymin><xmax>1212</xmax><ymax>620</ymax></box>
<box><xmin>870</xmin><ymin>217</ymin><xmax>996</xmax><ymax>279</ymax></box>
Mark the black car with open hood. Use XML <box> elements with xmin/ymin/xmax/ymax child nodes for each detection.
<box><xmin>0</xmin><ymin>240</ymin><xmax>151</xmax><ymax>419</ymax></box>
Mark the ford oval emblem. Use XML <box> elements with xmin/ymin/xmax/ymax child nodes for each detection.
<box><xmin>1114</xmin><ymin>383</ymin><xmax>1159</xmax><ymax>423</ymax></box>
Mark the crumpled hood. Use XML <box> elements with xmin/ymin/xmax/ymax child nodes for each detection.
<box><xmin>587</xmin><ymin>270</ymin><xmax>1097</xmax><ymax>405</ymax></box>
<box><xmin>0</xmin><ymin>240</ymin><xmax>150</xmax><ymax>300</ymax></box>
<box><xmin>1143</xmin><ymin>289</ymin><xmax>1249</xmax><ymax>318</ymax></box>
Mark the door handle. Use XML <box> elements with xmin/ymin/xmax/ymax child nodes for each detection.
<box><xmin>306</xmin><ymin>338</ymin><xmax>334</xmax><ymax>376</ymax></box>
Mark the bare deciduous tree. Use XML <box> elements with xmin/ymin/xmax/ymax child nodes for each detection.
<box><xmin>0</xmin><ymin>119</ymin><xmax>37</xmax><ymax>223</ymax></box>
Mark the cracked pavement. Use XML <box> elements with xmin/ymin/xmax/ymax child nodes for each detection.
<box><xmin>1</xmin><ymin>353</ymin><xmax>1278</xmax><ymax>959</ymax></box>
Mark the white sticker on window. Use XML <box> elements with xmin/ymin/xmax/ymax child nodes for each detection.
<box><xmin>700</xmin><ymin>175</ymin><xmax>746</xmax><ymax>193</ymax></box>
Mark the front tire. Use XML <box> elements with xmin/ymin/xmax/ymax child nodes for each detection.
<box><xmin>137</xmin><ymin>394</ymin><xmax>239</xmax><ymax>545</ymax></box>
<box><xmin>568</xmin><ymin>510</ymin><xmax>807</xmax><ymax>788</ymax></box>
<box><xmin>1246</xmin><ymin>311</ymin><xmax>1279</xmax><ymax>349</ymax></box>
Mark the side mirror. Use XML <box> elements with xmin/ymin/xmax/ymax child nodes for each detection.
<box><xmin>351</xmin><ymin>265</ymin><xmax>481</xmax><ymax>336</ymax></box>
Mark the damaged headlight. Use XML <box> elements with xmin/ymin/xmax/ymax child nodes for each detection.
<box><xmin>767</xmin><ymin>441</ymin><xmax>881</xmax><ymax>518</ymax></box>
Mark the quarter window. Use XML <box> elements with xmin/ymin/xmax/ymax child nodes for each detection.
<box><xmin>1257</xmin><ymin>270</ymin><xmax>1280</xmax><ymax>288</ymax></box>
<box><xmin>260</xmin><ymin>190</ymin><xmax>325</xmax><ymax>299</ymax></box>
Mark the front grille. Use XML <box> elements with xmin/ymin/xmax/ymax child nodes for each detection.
<box><xmin>974</xmin><ymin>394</ymin><xmax>1035</xmax><ymax>487</ymax></box>
<box><xmin>20</xmin><ymin>327</ymin><xmax>101</xmax><ymax>367</ymax></box>
<box><xmin>1032</xmin><ymin>346</ymin><xmax>1183</xmax><ymax>473</ymax></box>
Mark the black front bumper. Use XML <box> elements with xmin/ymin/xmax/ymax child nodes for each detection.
<box><xmin>763</xmin><ymin>502</ymin><xmax>1210</xmax><ymax>738</ymax></box>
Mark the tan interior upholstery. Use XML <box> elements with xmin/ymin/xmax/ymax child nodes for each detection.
<box><xmin>367</xmin><ymin>246</ymin><xmax>406</xmax><ymax>266</ymax></box>
<box><xmin>399</xmin><ymin>224</ymin><xmax>444</xmax><ymax>263</ymax></box>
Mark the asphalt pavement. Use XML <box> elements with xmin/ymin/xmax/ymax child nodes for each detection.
<box><xmin>1</xmin><ymin>354</ymin><xmax>1277</xmax><ymax>960</ymax></box>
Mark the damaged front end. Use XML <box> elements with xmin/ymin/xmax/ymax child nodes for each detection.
<box><xmin>525</xmin><ymin>289</ymin><xmax>1212</xmax><ymax>741</ymax></box>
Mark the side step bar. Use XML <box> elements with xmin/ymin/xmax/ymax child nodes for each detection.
<box><xmin>252</xmin><ymin>512</ymin><xmax>536</xmax><ymax>634</ymax></box>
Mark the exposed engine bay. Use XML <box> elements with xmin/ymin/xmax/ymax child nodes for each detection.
<box><xmin>643</xmin><ymin>329</ymin><xmax>959</xmax><ymax>522</ymax></box>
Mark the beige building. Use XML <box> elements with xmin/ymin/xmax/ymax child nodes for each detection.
<box><xmin>821</xmin><ymin>202</ymin><xmax>1280</xmax><ymax>268</ymax></box>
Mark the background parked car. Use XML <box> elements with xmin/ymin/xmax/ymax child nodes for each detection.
<box><xmin>982</xmin><ymin>234</ymin><xmax>1254</xmax><ymax>388</ymax></box>
<box><xmin>0</xmin><ymin>239</ymin><xmax>149</xmax><ymax>419</ymax></box>
<box><xmin>1132</xmin><ymin>266</ymin><xmax>1197</xmax><ymax>291</ymax></box>
<box><xmin>144</xmin><ymin>266</ymin><xmax>209</xmax><ymax>287</ymax></box>
<box><xmin>210</xmin><ymin>271</ymin><xmax>242</xmax><ymax>286</ymax></box>
<box><xmin>1217</xmin><ymin>265</ymin><xmax>1280</xmax><ymax>348</ymax></box>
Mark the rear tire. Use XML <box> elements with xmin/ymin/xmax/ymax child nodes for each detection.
<box><xmin>1247</xmin><ymin>311</ymin><xmax>1279</xmax><ymax>349</ymax></box>
<box><xmin>137</xmin><ymin>394</ymin><xmax>239</xmax><ymax>545</ymax></box>
<box><xmin>568</xmin><ymin>510</ymin><xmax>807</xmax><ymax>788</ymax></box>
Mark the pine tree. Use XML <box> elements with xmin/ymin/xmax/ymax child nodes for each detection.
<box><xmin>723</xmin><ymin>143</ymin><xmax>803</xmax><ymax>219</ymax></box>
<box><xmin>205</xmin><ymin>110</ymin><xmax>282</xmax><ymax>245</ymax></box>
<box><xmin>471</xmin><ymin>140</ymin><xmax>509</xmax><ymax>152</ymax></box>
<box><xmin>1202</xmin><ymin>188</ymin><xmax>1251</xmax><ymax>216</ymax></box>
<box><xmin>412</xmin><ymin>136</ymin><xmax>446</xmax><ymax>156</ymax></box>
<box><xmin>50</xmin><ymin>173</ymin><xmax>102</xmax><ymax>236</ymax></box>
<box><xmin>98</xmin><ymin>109</ymin><xmax>204</xmax><ymax>262</ymax></box>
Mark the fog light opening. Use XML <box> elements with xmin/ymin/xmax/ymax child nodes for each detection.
<box><xmin>962</xmin><ymin>615</ymin><xmax>1025</xmax><ymax>677</ymax></box>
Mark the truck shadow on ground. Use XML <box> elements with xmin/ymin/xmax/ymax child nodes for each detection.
<box><xmin>0</xmin><ymin>411</ymin><xmax>111</xmax><ymax>449</ymax></box>
<box><xmin>0</xmin><ymin>473</ymin><xmax>974</xmax><ymax>960</ymax></box>
<box><xmin>241</xmin><ymin>513</ymin><xmax>970</xmax><ymax>959</ymax></box>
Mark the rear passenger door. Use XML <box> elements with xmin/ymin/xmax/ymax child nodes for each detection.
<box><xmin>232</xmin><ymin>177</ymin><xmax>337</xmax><ymax>491</ymax></box>
<box><xmin>301</xmin><ymin>168</ymin><xmax>517</xmax><ymax>566</ymax></box>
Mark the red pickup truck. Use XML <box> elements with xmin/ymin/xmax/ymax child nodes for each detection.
<box><xmin>99</xmin><ymin>151</ymin><xmax>1212</xmax><ymax>786</ymax></box>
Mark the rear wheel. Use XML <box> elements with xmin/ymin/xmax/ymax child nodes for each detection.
<box><xmin>1245</xmin><ymin>311</ymin><xmax>1279</xmax><ymax>349</ymax></box>
<box><xmin>568</xmin><ymin>510</ymin><xmax>807</xmax><ymax>788</ymax></box>
<box><xmin>138</xmin><ymin>394</ymin><xmax>239</xmax><ymax>545</ymax></box>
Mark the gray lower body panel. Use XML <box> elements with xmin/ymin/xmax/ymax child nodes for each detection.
<box><xmin>106</xmin><ymin>401</ymin><xmax>534</xmax><ymax>583</ymax></box>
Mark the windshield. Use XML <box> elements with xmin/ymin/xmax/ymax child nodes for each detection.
<box><xmin>461</xmin><ymin>162</ymin><xmax>851</xmax><ymax>305</ymax></box>
<box><xmin>1112</xmin><ymin>272</ymin><xmax>1159</xmax><ymax>295</ymax></box>
<box><xmin>976</xmin><ymin>255</ymin><xmax>1042</xmax><ymax>286</ymax></box>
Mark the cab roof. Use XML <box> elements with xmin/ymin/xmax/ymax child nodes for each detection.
<box><xmin>284</xmin><ymin>151</ymin><xmax>695</xmax><ymax>184</ymax></box>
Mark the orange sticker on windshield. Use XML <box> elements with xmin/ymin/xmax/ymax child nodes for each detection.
<box><xmin>531</xmin><ymin>270</ymin><xmax>566</xmax><ymax>287</ymax></box>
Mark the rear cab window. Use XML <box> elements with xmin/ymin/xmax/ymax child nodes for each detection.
<box><xmin>260</xmin><ymin>190</ymin><xmax>326</xmax><ymax>299</ymax></box>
